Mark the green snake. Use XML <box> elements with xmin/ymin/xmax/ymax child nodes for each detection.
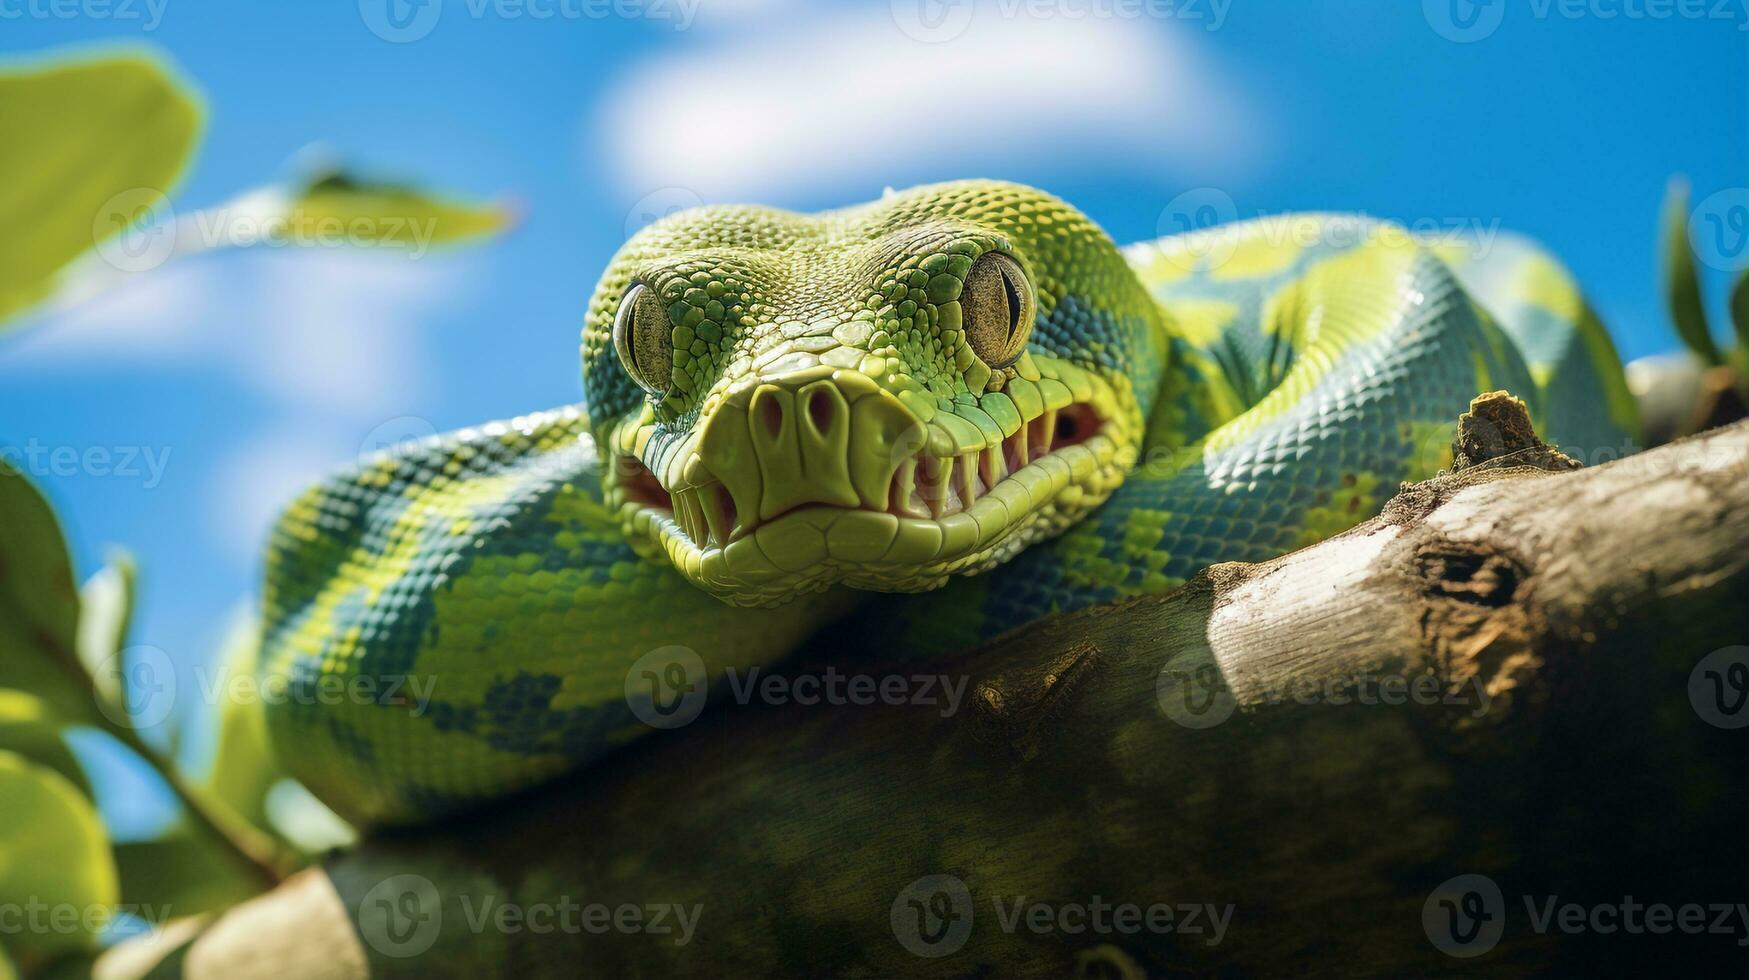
<box><xmin>259</xmin><ymin>181</ymin><xmax>1639</xmax><ymax>825</ymax></box>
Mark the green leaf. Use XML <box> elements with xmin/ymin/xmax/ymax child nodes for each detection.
<box><xmin>1662</xmin><ymin>179</ymin><xmax>1725</xmax><ymax>366</ymax></box>
<box><xmin>0</xmin><ymin>690</ymin><xmax>90</xmax><ymax>797</ymax></box>
<box><xmin>0</xmin><ymin>50</ymin><xmax>203</xmax><ymax>328</ymax></box>
<box><xmin>263</xmin><ymin>779</ymin><xmax>355</xmax><ymax>854</ymax></box>
<box><xmin>113</xmin><ymin>825</ymin><xmax>260</xmax><ymax>919</ymax></box>
<box><xmin>0</xmin><ymin>461</ymin><xmax>97</xmax><ymax>726</ymax></box>
<box><xmin>0</xmin><ymin>942</ymin><xmax>17</xmax><ymax>980</ymax></box>
<box><xmin>0</xmin><ymin>751</ymin><xmax>119</xmax><ymax>971</ymax></box>
<box><xmin>201</xmin><ymin>612</ymin><xmax>279</xmax><ymax>833</ymax></box>
<box><xmin>76</xmin><ymin>552</ymin><xmax>137</xmax><ymax>726</ymax></box>
<box><xmin>283</xmin><ymin>167</ymin><xmax>515</xmax><ymax>254</ymax></box>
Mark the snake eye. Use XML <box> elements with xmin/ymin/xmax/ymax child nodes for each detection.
<box><xmin>961</xmin><ymin>252</ymin><xmax>1035</xmax><ymax>369</ymax></box>
<box><xmin>612</xmin><ymin>282</ymin><xmax>672</xmax><ymax>397</ymax></box>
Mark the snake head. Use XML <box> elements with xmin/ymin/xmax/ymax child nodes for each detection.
<box><xmin>582</xmin><ymin>180</ymin><xmax>1165</xmax><ymax>606</ymax></box>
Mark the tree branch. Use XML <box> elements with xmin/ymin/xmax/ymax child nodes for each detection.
<box><xmin>98</xmin><ymin>411</ymin><xmax>1749</xmax><ymax>979</ymax></box>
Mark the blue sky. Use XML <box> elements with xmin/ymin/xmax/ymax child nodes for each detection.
<box><xmin>1</xmin><ymin>0</ymin><xmax>1744</xmax><ymax>835</ymax></box>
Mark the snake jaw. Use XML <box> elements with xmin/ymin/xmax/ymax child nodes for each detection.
<box><xmin>579</xmin><ymin>181</ymin><xmax>1169</xmax><ymax>606</ymax></box>
<box><xmin>604</xmin><ymin>358</ymin><xmax>1135</xmax><ymax>607</ymax></box>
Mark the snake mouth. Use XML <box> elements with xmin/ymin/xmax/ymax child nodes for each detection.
<box><xmin>610</xmin><ymin>394</ymin><xmax>1122</xmax><ymax>603</ymax></box>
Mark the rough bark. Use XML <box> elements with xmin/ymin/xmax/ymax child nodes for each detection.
<box><xmin>98</xmin><ymin>410</ymin><xmax>1749</xmax><ymax>979</ymax></box>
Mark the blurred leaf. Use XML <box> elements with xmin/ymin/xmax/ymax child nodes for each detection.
<box><xmin>42</xmin><ymin>165</ymin><xmax>514</xmax><ymax>315</ymax></box>
<box><xmin>0</xmin><ymin>751</ymin><xmax>119</xmax><ymax>971</ymax></box>
<box><xmin>76</xmin><ymin>551</ymin><xmax>136</xmax><ymax>722</ymax></box>
<box><xmin>201</xmin><ymin>612</ymin><xmax>279</xmax><ymax>833</ymax></box>
<box><xmin>0</xmin><ymin>461</ymin><xmax>97</xmax><ymax>725</ymax></box>
<box><xmin>263</xmin><ymin>779</ymin><xmax>355</xmax><ymax>854</ymax></box>
<box><xmin>1662</xmin><ymin>179</ymin><xmax>1725</xmax><ymax>366</ymax></box>
<box><xmin>284</xmin><ymin>167</ymin><xmax>515</xmax><ymax>252</ymax></box>
<box><xmin>0</xmin><ymin>51</ymin><xmax>202</xmax><ymax>328</ymax></box>
<box><xmin>0</xmin><ymin>943</ymin><xmax>16</xmax><ymax>980</ymax></box>
<box><xmin>0</xmin><ymin>690</ymin><xmax>90</xmax><ymax>797</ymax></box>
<box><xmin>113</xmin><ymin>824</ymin><xmax>260</xmax><ymax>919</ymax></box>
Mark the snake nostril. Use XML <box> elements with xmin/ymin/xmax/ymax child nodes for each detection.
<box><xmin>806</xmin><ymin>390</ymin><xmax>834</xmax><ymax>432</ymax></box>
<box><xmin>759</xmin><ymin>395</ymin><xmax>785</xmax><ymax>438</ymax></box>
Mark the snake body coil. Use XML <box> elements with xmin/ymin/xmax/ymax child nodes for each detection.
<box><xmin>260</xmin><ymin>182</ymin><xmax>1638</xmax><ymax>824</ymax></box>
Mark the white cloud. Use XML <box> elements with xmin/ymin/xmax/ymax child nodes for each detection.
<box><xmin>233</xmin><ymin>251</ymin><xmax>455</xmax><ymax>416</ymax></box>
<box><xmin>6</xmin><ymin>248</ymin><xmax>478</xmax><ymax>562</ymax></box>
<box><xmin>594</xmin><ymin>4</ymin><xmax>1258</xmax><ymax>201</ymax></box>
<box><xmin>7</xmin><ymin>249</ymin><xmax>470</xmax><ymax>420</ymax></box>
<box><xmin>8</xmin><ymin>261</ymin><xmax>217</xmax><ymax>360</ymax></box>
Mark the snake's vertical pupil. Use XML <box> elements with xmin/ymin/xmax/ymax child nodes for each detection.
<box><xmin>613</xmin><ymin>282</ymin><xmax>672</xmax><ymax>396</ymax></box>
<box><xmin>961</xmin><ymin>252</ymin><xmax>1035</xmax><ymax>370</ymax></box>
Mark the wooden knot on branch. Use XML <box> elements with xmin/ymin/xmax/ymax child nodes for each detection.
<box><xmin>971</xmin><ymin>639</ymin><xmax>1103</xmax><ymax>761</ymax></box>
<box><xmin>1450</xmin><ymin>390</ymin><xmax>1581</xmax><ymax>473</ymax></box>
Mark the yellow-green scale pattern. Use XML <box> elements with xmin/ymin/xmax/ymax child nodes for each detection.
<box><xmin>260</xmin><ymin>183</ymin><xmax>1638</xmax><ymax>825</ymax></box>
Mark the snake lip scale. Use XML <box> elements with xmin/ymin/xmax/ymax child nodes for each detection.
<box><xmin>608</xmin><ymin>391</ymin><xmax>1117</xmax><ymax>599</ymax></box>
